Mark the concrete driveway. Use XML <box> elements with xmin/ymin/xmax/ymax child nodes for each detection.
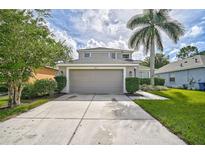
<box><xmin>0</xmin><ymin>94</ymin><xmax>185</xmax><ymax>145</ymax></box>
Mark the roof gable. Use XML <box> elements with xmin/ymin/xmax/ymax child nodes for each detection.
<box><xmin>156</xmin><ymin>55</ymin><xmax>205</xmax><ymax>74</ymax></box>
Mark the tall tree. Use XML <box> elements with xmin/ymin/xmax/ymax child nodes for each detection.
<box><xmin>0</xmin><ymin>10</ymin><xmax>70</xmax><ymax>107</ymax></box>
<box><xmin>177</xmin><ymin>45</ymin><xmax>199</xmax><ymax>59</ymax></box>
<box><xmin>127</xmin><ymin>10</ymin><xmax>184</xmax><ymax>85</ymax></box>
<box><xmin>141</xmin><ymin>53</ymin><xmax>169</xmax><ymax>69</ymax></box>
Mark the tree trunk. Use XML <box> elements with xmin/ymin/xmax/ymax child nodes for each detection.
<box><xmin>150</xmin><ymin>40</ymin><xmax>155</xmax><ymax>86</ymax></box>
<box><xmin>15</xmin><ymin>85</ymin><xmax>22</xmax><ymax>105</ymax></box>
<box><xmin>14</xmin><ymin>85</ymin><xmax>22</xmax><ymax>105</ymax></box>
<box><xmin>8</xmin><ymin>83</ymin><xmax>22</xmax><ymax>107</ymax></box>
<box><xmin>8</xmin><ymin>84</ymin><xmax>14</xmax><ymax>108</ymax></box>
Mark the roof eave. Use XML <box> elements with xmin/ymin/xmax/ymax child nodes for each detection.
<box><xmin>57</xmin><ymin>63</ymin><xmax>139</xmax><ymax>67</ymax></box>
<box><xmin>156</xmin><ymin>65</ymin><xmax>205</xmax><ymax>74</ymax></box>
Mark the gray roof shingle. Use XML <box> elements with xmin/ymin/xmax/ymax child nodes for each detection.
<box><xmin>78</xmin><ymin>47</ymin><xmax>133</xmax><ymax>53</ymax></box>
<box><xmin>156</xmin><ymin>55</ymin><xmax>205</xmax><ymax>74</ymax></box>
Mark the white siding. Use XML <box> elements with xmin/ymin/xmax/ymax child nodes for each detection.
<box><xmin>157</xmin><ymin>68</ymin><xmax>205</xmax><ymax>89</ymax></box>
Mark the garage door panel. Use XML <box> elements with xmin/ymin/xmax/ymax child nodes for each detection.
<box><xmin>70</xmin><ymin>69</ymin><xmax>123</xmax><ymax>94</ymax></box>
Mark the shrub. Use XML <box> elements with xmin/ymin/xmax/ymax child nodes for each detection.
<box><xmin>139</xmin><ymin>78</ymin><xmax>165</xmax><ymax>86</ymax></box>
<box><xmin>140</xmin><ymin>84</ymin><xmax>168</xmax><ymax>91</ymax></box>
<box><xmin>140</xmin><ymin>78</ymin><xmax>151</xmax><ymax>85</ymax></box>
<box><xmin>154</xmin><ymin>78</ymin><xmax>165</xmax><ymax>86</ymax></box>
<box><xmin>0</xmin><ymin>84</ymin><xmax>8</xmax><ymax>93</ymax></box>
<box><xmin>21</xmin><ymin>84</ymin><xmax>36</xmax><ymax>99</ymax></box>
<box><xmin>126</xmin><ymin>77</ymin><xmax>139</xmax><ymax>94</ymax></box>
<box><xmin>54</xmin><ymin>76</ymin><xmax>67</xmax><ymax>93</ymax></box>
<box><xmin>34</xmin><ymin>79</ymin><xmax>57</xmax><ymax>97</ymax></box>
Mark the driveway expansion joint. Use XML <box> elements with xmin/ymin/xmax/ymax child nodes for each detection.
<box><xmin>67</xmin><ymin>95</ymin><xmax>95</xmax><ymax>145</ymax></box>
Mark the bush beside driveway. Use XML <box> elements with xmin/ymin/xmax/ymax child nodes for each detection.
<box><xmin>135</xmin><ymin>89</ymin><xmax>205</xmax><ymax>144</ymax></box>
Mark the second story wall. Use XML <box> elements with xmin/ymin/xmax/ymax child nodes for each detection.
<box><xmin>78</xmin><ymin>50</ymin><xmax>133</xmax><ymax>62</ymax></box>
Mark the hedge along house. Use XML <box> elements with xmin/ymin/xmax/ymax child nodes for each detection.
<box><xmin>155</xmin><ymin>55</ymin><xmax>205</xmax><ymax>89</ymax></box>
<box><xmin>57</xmin><ymin>47</ymin><xmax>150</xmax><ymax>94</ymax></box>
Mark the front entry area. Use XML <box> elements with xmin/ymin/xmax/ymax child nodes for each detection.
<box><xmin>69</xmin><ymin>69</ymin><xmax>123</xmax><ymax>94</ymax></box>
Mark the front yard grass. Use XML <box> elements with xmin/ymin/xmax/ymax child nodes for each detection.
<box><xmin>0</xmin><ymin>96</ymin><xmax>57</xmax><ymax>121</ymax></box>
<box><xmin>134</xmin><ymin>89</ymin><xmax>205</xmax><ymax>145</ymax></box>
<box><xmin>0</xmin><ymin>95</ymin><xmax>9</xmax><ymax>108</ymax></box>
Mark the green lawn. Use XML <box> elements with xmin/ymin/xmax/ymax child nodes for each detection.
<box><xmin>135</xmin><ymin>89</ymin><xmax>205</xmax><ymax>145</ymax></box>
<box><xmin>0</xmin><ymin>96</ymin><xmax>55</xmax><ymax>121</ymax></box>
<box><xmin>0</xmin><ymin>95</ymin><xmax>9</xmax><ymax>108</ymax></box>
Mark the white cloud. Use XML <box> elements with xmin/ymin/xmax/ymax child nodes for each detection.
<box><xmin>190</xmin><ymin>41</ymin><xmax>205</xmax><ymax>47</ymax></box>
<box><xmin>70</xmin><ymin>10</ymin><xmax>140</xmax><ymax>42</ymax></box>
<box><xmin>85</xmin><ymin>37</ymin><xmax>128</xmax><ymax>50</ymax></box>
<box><xmin>85</xmin><ymin>39</ymin><xmax>106</xmax><ymax>48</ymax></box>
<box><xmin>132</xmin><ymin>50</ymin><xmax>144</xmax><ymax>60</ymax></box>
<box><xmin>169</xmin><ymin>48</ymin><xmax>179</xmax><ymax>55</ymax></box>
<box><xmin>170</xmin><ymin>56</ymin><xmax>178</xmax><ymax>62</ymax></box>
<box><xmin>47</xmin><ymin>23</ymin><xmax>78</xmax><ymax>59</ymax></box>
<box><xmin>185</xmin><ymin>25</ymin><xmax>203</xmax><ymax>37</ymax></box>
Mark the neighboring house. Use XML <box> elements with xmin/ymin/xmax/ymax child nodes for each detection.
<box><xmin>155</xmin><ymin>55</ymin><xmax>205</xmax><ymax>89</ymax></box>
<box><xmin>28</xmin><ymin>66</ymin><xmax>58</xmax><ymax>83</ymax></box>
<box><xmin>57</xmin><ymin>47</ymin><xmax>150</xmax><ymax>94</ymax></box>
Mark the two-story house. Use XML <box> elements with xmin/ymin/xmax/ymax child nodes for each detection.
<box><xmin>57</xmin><ymin>47</ymin><xmax>150</xmax><ymax>94</ymax></box>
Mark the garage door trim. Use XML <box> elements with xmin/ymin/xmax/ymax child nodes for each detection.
<box><xmin>65</xmin><ymin>67</ymin><xmax>126</xmax><ymax>93</ymax></box>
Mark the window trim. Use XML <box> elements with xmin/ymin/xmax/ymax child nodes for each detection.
<box><xmin>110</xmin><ymin>52</ymin><xmax>117</xmax><ymax>59</ymax></box>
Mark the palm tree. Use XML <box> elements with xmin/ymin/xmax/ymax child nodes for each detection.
<box><xmin>127</xmin><ymin>10</ymin><xmax>184</xmax><ymax>85</ymax></box>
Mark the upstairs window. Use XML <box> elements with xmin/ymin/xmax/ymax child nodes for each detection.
<box><xmin>84</xmin><ymin>52</ymin><xmax>91</xmax><ymax>58</ymax></box>
<box><xmin>111</xmin><ymin>52</ymin><xmax>116</xmax><ymax>59</ymax></box>
<box><xmin>122</xmin><ymin>54</ymin><xmax>130</xmax><ymax>59</ymax></box>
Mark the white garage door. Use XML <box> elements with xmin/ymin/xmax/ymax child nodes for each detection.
<box><xmin>70</xmin><ymin>69</ymin><xmax>123</xmax><ymax>94</ymax></box>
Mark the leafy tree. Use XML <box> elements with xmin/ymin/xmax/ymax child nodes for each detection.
<box><xmin>177</xmin><ymin>45</ymin><xmax>199</xmax><ymax>59</ymax></box>
<box><xmin>140</xmin><ymin>53</ymin><xmax>169</xmax><ymax>69</ymax></box>
<box><xmin>127</xmin><ymin>10</ymin><xmax>184</xmax><ymax>85</ymax></box>
<box><xmin>199</xmin><ymin>51</ymin><xmax>205</xmax><ymax>55</ymax></box>
<box><xmin>0</xmin><ymin>10</ymin><xmax>70</xmax><ymax>107</ymax></box>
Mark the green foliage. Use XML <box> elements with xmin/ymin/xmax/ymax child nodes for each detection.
<box><xmin>127</xmin><ymin>10</ymin><xmax>184</xmax><ymax>52</ymax></box>
<box><xmin>126</xmin><ymin>77</ymin><xmax>139</xmax><ymax>94</ymax></box>
<box><xmin>177</xmin><ymin>45</ymin><xmax>199</xmax><ymax>59</ymax></box>
<box><xmin>140</xmin><ymin>78</ymin><xmax>151</xmax><ymax>85</ymax></box>
<box><xmin>127</xmin><ymin>10</ymin><xmax>184</xmax><ymax>85</ymax></box>
<box><xmin>139</xmin><ymin>78</ymin><xmax>165</xmax><ymax>86</ymax></box>
<box><xmin>0</xmin><ymin>10</ymin><xmax>71</xmax><ymax>106</ymax></box>
<box><xmin>34</xmin><ymin>79</ymin><xmax>57</xmax><ymax>97</ymax></box>
<box><xmin>199</xmin><ymin>51</ymin><xmax>205</xmax><ymax>55</ymax></box>
<box><xmin>154</xmin><ymin>78</ymin><xmax>165</xmax><ymax>86</ymax></box>
<box><xmin>54</xmin><ymin>76</ymin><xmax>67</xmax><ymax>93</ymax></box>
<box><xmin>136</xmin><ymin>89</ymin><xmax>205</xmax><ymax>144</ymax></box>
<box><xmin>21</xmin><ymin>84</ymin><xmax>36</xmax><ymax>99</ymax></box>
<box><xmin>0</xmin><ymin>84</ymin><xmax>8</xmax><ymax>93</ymax></box>
<box><xmin>0</xmin><ymin>98</ymin><xmax>49</xmax><ymax>121</ymax></box>
<box><xmin>0</xmin><ymin>96</ymin><xmax>8</xmax><ymax>108</ymax></box>
<box><xmin>140</xmin><ymin>53</ymin><xmax>169</xmax><ymax>69</ymax></box>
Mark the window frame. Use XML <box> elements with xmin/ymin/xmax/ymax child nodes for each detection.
<box><xmin>169</xmin><ymin>73</ymin><xmax>175</xmax><ymax>82</ymax></box>
<box><xmin>122</xmin><ymin>53</ymin><xmax>130</xmax><ymax>59</ymax></box>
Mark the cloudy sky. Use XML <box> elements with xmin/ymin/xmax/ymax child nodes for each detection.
<box><xmin>47</xmin><ymin>9</ymin><xmax>205</xmax><ymax>61</ymax></box>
